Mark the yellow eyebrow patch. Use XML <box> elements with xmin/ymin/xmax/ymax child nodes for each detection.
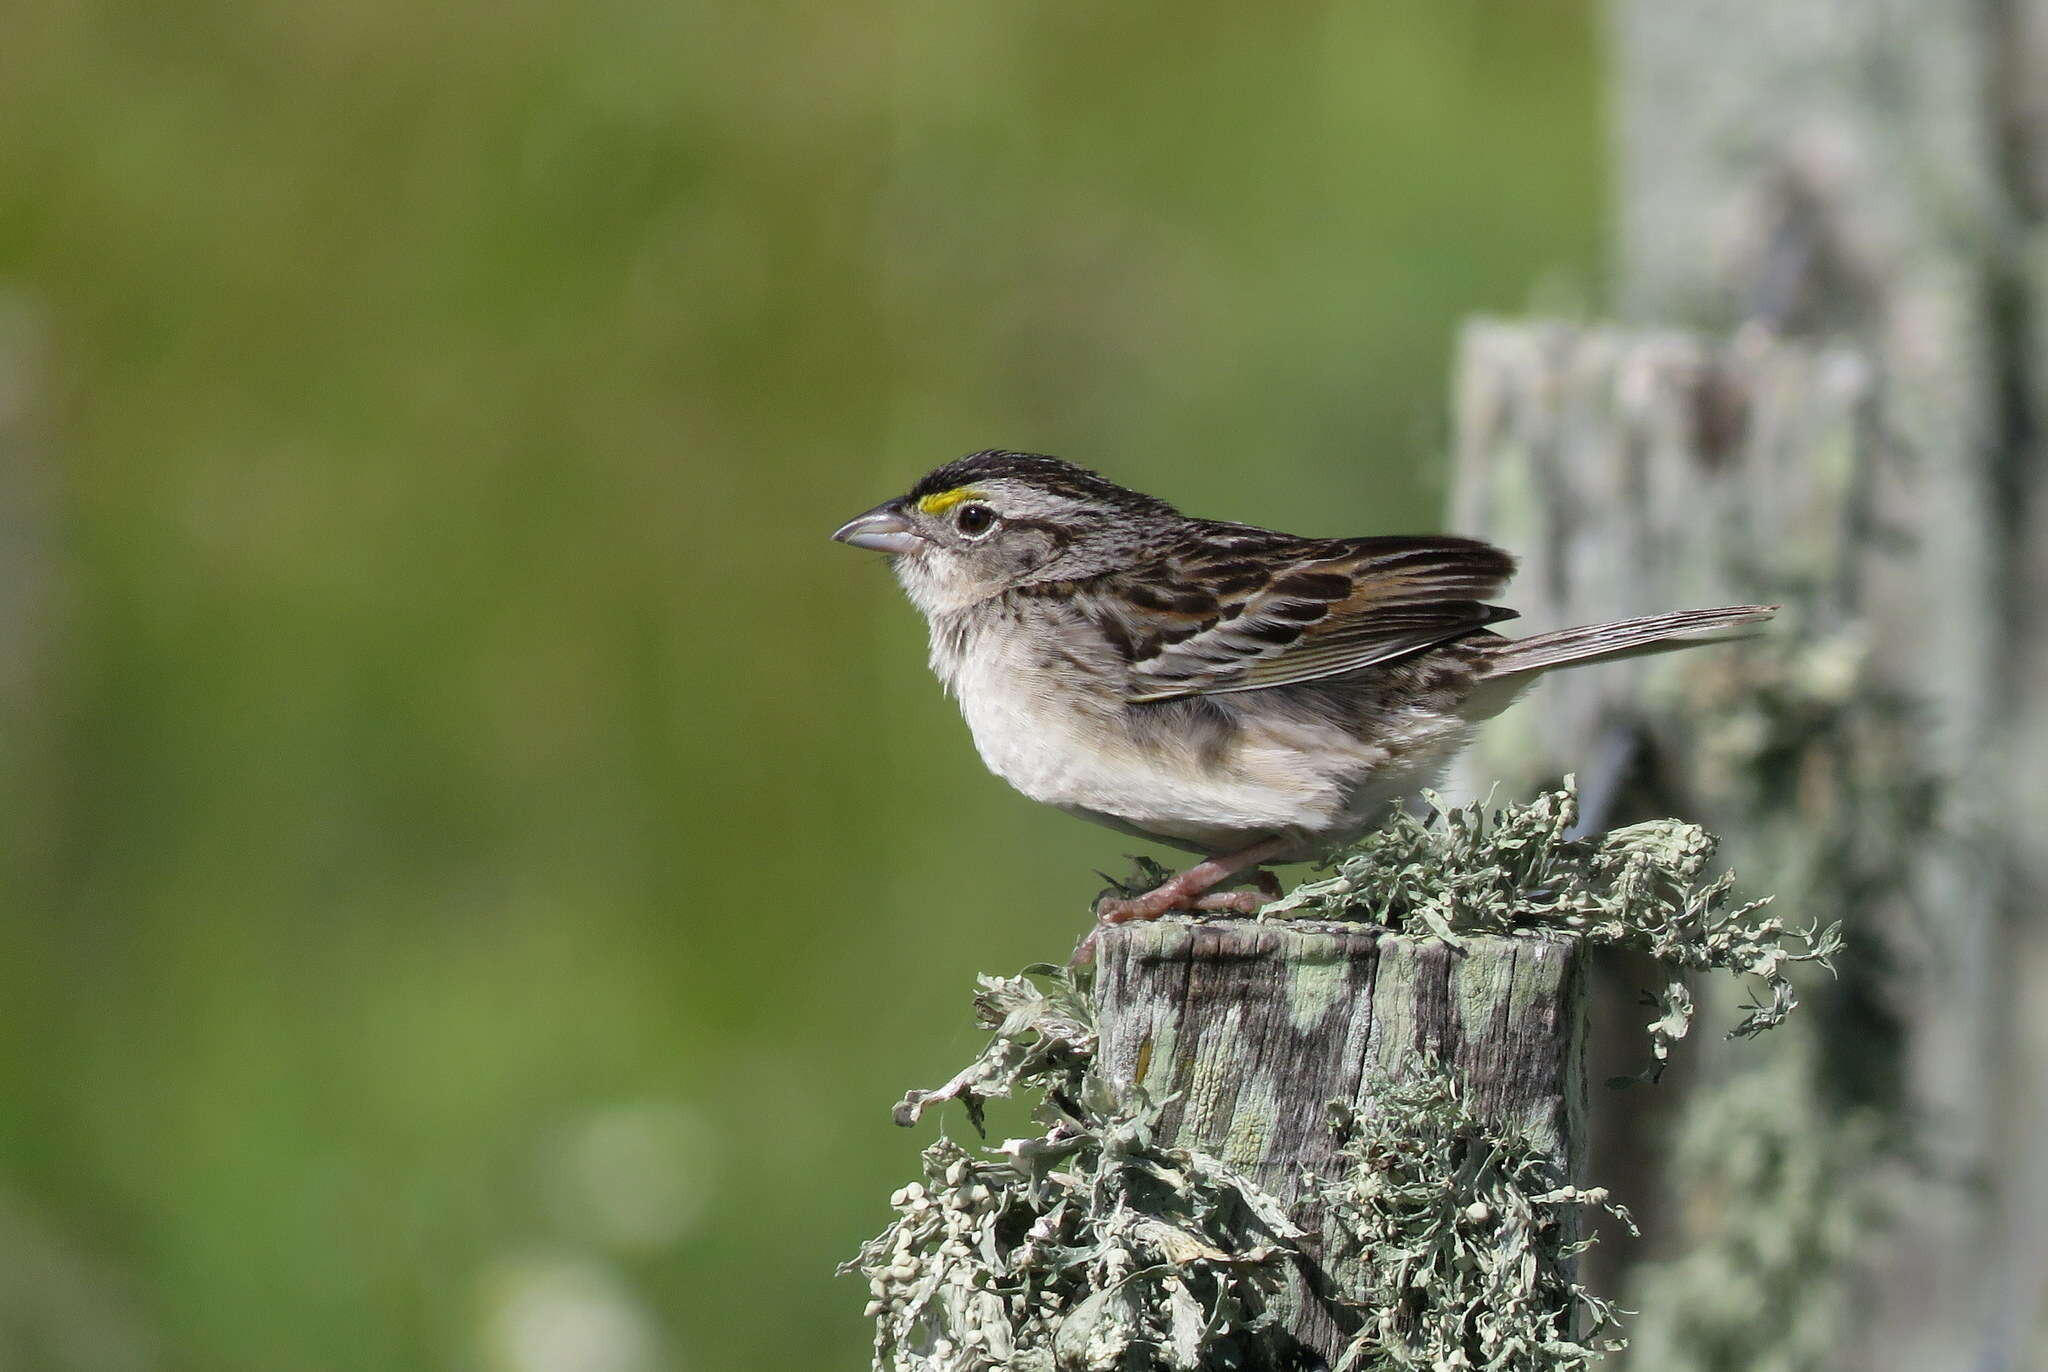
<box><xmin>916</xmin><ymin>487</ymin><xmax>982</xmax><ymax>516</ymax></box>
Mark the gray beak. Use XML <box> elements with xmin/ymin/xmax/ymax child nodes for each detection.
<box><xmin>831</xmin><ymin>502</ymin><xmax>924</xmax><ymax>555</ymax></box>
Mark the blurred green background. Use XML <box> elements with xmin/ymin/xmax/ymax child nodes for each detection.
<box><xmin>0</xmin><ymin>3</ymin><xmax>1598</xmax><ymax>1369</ymax></box>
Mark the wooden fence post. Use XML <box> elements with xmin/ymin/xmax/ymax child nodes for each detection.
<box><xmin>1089</xmin><ymin>918</ymin><xmax>1587</xmax><ymax>1367</ymax></box>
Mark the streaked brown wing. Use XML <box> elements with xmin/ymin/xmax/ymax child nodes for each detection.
<box><xmin>1094</xmin><ymin>533</ymin><xmax>1518</xmax><ymax>702</ymax></box>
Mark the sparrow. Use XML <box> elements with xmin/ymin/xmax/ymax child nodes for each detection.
<box><xmin>833</xmin><ymin>451</ymin><xmax>1772</xmax><ymax>925</ymax></box>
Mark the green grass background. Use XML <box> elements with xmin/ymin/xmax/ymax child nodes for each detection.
<box><xmin>0</xmin><ymin>3</ymin><xmax>1598</xmax><ymax>1368</ymax></box>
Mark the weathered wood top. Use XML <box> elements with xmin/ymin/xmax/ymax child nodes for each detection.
<box><xmin>1090</xmin><ymin>916</ymin><xmax>1588</xmax><ymax>1367</ymax></box>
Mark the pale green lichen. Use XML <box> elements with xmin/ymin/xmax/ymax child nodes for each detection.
<box><xmin>891</xmin><ymin>967</ymin><xmax>1097</xmax><ymax>1135</ymax></box>
<box><xmin>1264</xmin><ymin>780</ymin><xmax>1841</xmax><ymax>1078</ymax></box>
<box><xmin>1317</xmin><ymin>1062</ymin><xmax>1634</xmax><ymax>1372</ymax></box>
<box><xmin>848</xmin><ymin>967</ymin><xmax>1309</xmax><ymax>1372</ymax></box>
<box><xmin>854</xmin><ymin>963</ymin><xmax>1646</xmax><ymax>1372</ymax></box>
<box><xmin>1284</xmin><ymin>947</ymin><xmax>1352</xmax><ymax>1033</ymax></box>
<box><xmin>857</xmin><ymin>787</ymin><xmax>1823</xmax><ymax>1370</ymax></box>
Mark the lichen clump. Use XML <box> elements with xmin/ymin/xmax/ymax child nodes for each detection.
<box><xmin>1319</xmin><ymin>1066</ymin><xmax>1632</xmax><ymax>1372</ymax></box>
<box><xmin>845</xmin><ymin>970</ymin><xmax>1306</xmax><ymax>1371</ymax></box>
<box><xmin>1266</xmin><ymin>780</ymin><xmax>1842</xmax><ymax>1076</ymax></box>
<box><xmin>854</xmin><ymin>785</ymin><xmax>1828</xmax><ymax>1370</ymax></box>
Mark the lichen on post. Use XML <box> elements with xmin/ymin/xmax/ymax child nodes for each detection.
<box><xmin>849</xmin><ymin>784</ymin><xmax>1830</xmax><ymax>1372</ymax></box>
<box><xmin>1090</xmin><ymin>918</ymin><xmax>1590</xmax><ymax>1364</ymax></box>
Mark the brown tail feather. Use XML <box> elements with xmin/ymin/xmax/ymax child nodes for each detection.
<box><xmin>1481</xmin><ymin>605</ymin><xmax>1778</xmax><ymax>678</ymax></box>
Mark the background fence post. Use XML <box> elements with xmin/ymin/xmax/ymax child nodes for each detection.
<box><xmin>1436</xmin><ymin>2</ymin><xmax>2048</xmax><ymax>1363</ymax></box>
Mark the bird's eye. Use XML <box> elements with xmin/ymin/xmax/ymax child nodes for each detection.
<box><xmin>954</xmin><ymin>503</ymin><xmax>997</xmax><ymax>538</ymax></box>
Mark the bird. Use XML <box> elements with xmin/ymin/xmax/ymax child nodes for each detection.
<box><xmin>832</xmin><ymin>450</ymin><xmax>1773</xmax><ymax>926</ymax></box>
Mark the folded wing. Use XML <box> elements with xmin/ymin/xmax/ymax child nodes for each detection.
<box><xmin>1087</xmin><ymin>532</ymin><xmax>1519</xmax><ymax>702</ymax></box>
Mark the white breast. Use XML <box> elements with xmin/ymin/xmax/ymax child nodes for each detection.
<box><xmin>933</xmin><ymin>611</ymin><xmax>1410</xmax><ymax>856</ymax></box>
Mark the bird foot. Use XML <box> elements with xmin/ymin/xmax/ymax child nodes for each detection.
<box><xmin>1077</xmin><ymin>884</ymin><xmax>1266</xmax><ymax>967</ymax></box>
<box><xmin>1081</xmin><ymin>837</ymin><xmax>1291</xmax><ymax>968</ymax></box>
<box><xmin>1076</xmin><ymin>850</ymin><xmax>1287</xmax><ymax>967</ymax></box>
<box><xmin>1092</xmin><ymin>887</ymin><xmax>1186</xmax><ymax>925</ymax></box>
<box><xmin>1091</xmin><ymin>871</ymin><xmax>1275</xmax><ymax>924</ymax></box>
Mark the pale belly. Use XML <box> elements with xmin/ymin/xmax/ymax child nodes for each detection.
<box><xmin>951</xmin><ymin>655</ymin><xmax>1475</xmax><ymax>859</ymax></box>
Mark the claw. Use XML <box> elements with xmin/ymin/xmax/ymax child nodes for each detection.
<box><xmin>1086</xmin><ymin>836</ymin><xmax>1291</xmax><ymax>926</ymax></box>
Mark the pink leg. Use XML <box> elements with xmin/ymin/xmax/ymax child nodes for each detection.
<box><xmin>1189</xmin><ymin>889</ymin><xmax>1264</xmax><ymax>915</ymax></box>
<box><xmin>1093</xmin><ymin>837</ymin><xmax>1290</xmax><ymax>925</ymax></box>
<box><xmin>1184</xmin><ymin>867</ymin><xmax>1280</xmax><ymax>915</ymax></box>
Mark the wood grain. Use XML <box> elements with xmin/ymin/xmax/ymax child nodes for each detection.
<box><xmin>1091</xmin><ymin>916</ymin><xmax>1587</xmax><ymax>1368</ymax></box>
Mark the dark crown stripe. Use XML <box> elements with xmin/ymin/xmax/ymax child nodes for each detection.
<box><xmin>905</xmin><ymin>450</ymin><xmax>1177</xmax><ymax>517</ymax></box>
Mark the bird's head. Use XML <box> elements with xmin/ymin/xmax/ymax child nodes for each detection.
<box><xmin>832</xmin><ymin>450</ymin><xmax>1176</xmax><ymax>616</ymax></box>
